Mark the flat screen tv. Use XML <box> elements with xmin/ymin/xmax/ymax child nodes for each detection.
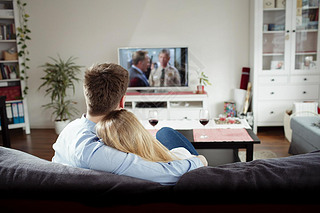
<box><xmin>118</xmin><ymin>46</ymin><xmax>188</xmax><ymax>92</ymax></box>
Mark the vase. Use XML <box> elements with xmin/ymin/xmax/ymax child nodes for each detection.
<box><xmin>196</xmin><ymin>85</ymin><xmax>205</xmax><ymax>94</ymax></box>
<box><xmin>54</xmin><ymin>119</ymin><xmax>70</xmax><ymax>135</ymax></box>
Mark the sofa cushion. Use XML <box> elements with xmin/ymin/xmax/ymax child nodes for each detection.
<box><xmin>0</xmin><ymin>147</ymin><xmax>170</xmax><ymax>204</ymax></box>
<box><xmin>175</xmin><ymin>151</ymin><xmax>320</xmax><ymax>203</ymax></box>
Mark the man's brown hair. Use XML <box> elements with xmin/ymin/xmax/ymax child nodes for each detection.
<box><xmin>131</xmin><ymin>50</ymin><xmax>148</xmax><ymax>65</ymax></box>
<box><xmin>84</xmin><ymin>63</ymin><xmax>129</xmax><ymax>116</ymax></box>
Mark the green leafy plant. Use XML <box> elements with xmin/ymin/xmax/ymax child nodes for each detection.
<box><xmin>16</xmin><ymin>0</ymin><xmax>31</xmax><ymax>96</ymax></box>
<box><xmin>199</xmin><ymin>72</ymin><xmax>212</xmax><ymax>86</ymax></box>
<box><xmin>38</xmin><ymin>56</ymin><xmax>83</xmax><ymax>121</ymax></box>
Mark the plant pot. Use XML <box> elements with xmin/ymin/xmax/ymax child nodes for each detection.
<box><xmin>196</xmin><ymin>85</ymin><xmax>205</xmax><ymax>94</ymax></box>
<box><xmin>55</xmin><ymin>119</ymin><xmax>70</xmax><ymax>135</ymax></box>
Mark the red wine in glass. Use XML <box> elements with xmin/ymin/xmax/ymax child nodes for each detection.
<box><xmin>199</xmin><ymin>119</ymin><xmax>209</xmax><ymax>126</ymax></box>
<box><xmin>199</xmin><ymin>109</ymin><xmax>209</xmax><ymax>138</ymax></box>
<box><xmin>148</xmin><ymin>110</ymin><xmax>158</xmax><ymax>137</ymax></box>
<box><xmin>149</xmin><ymin>119</ymin><xmax>159</xmax><ymax>127</ymax></box>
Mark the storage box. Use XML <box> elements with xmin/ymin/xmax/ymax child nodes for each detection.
<box><xmin>263</xmin><ymin>0</ymin><xmax>275</xmax><ymax>8</ymax></box>
<box><xmin>2</xmin><ymin>51</ymin><xmax>18</xmax><ymax>60</ymax></box>
<box><xmin>0</xmin><ymin>86</ymin><xmax>21</xmax><ymax>101</ymax></box>
<box><xmin>276</xmin><ymin>0</ymin><xmax>285</xmax><ymax>8</ymax></box>
<box><xmin>0</xmin><ymin>9</ymin><xmax>14</xmax><ymax>18</ymax></box>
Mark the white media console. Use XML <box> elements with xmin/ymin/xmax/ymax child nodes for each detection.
<box><xmin>125</xmin><ymin>91</ymin><xmax>208</xmax><ymax>120</ymax></box>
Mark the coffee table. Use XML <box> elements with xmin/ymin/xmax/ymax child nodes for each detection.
<box><xmin>141</xmin><ymin>119</ymin><xmax>260</xmax><ymax>162</ymax></box>
<box><xmin>177</xmin><ymin>129</ymin><xmax>260</xmax><ymax>162</ymax></box>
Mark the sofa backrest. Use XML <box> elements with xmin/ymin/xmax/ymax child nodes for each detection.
<box><xmin>1</xmin><ymin>146</ymin><xmax>320</xmax><ymax>205</ymax></box>
<box><xmin>0</xmin><ymin>146</ymin><xmax>170</xmax><ymax>204</ymax></box>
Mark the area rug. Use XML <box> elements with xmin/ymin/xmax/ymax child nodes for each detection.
<box><xmin>238</xmin><ymin>150</ymin><xmax>278</xmax><ymax>162</ymax></box>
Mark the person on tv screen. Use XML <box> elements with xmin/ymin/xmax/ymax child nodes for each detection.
<box><xmin>128</xmin><ymin>50</ymin><xmax>150</xmax><ymax>87</ymax></box>
<box><xmin>149</xmin><ymin>49</ymin><xmax>181</xmax><ymax>87</ymax></box>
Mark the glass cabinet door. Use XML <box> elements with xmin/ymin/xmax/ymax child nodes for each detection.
<box><xmin>294</xmin><ymin>0</ymin><xmax>319</xmax><ymax>71</ymax></box>
<box><xmin>262</xmin><ymin>1</ymin><xmax>287</xmax><ymax>72</ymax></box>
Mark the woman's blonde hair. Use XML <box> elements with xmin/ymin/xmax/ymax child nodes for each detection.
<box><xmin>96</xmin><ymin>109</ymin><xmax>174</xmax><ymax>162</ymax></box>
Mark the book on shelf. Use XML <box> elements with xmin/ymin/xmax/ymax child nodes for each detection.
<box><xmin>0</xmin><ymin>63</ymin><xmax>18</xmax><ymax>80</ymax></box>
<box><xmin>0</xmin><ymin>23</ymin><xmax>15</xmax><ymax>40</ymax></box>
<box><xmin>0</xmin><ymin>101</ymin><xmax>24</xmax><ymax>125</ymax></box>
<box><xmin>0</xmin><ymin>81</ymin><xmax>21</xmax><ymax>101</ymax></box>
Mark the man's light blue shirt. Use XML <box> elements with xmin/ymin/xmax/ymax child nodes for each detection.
<box><xmin>52</xmin><ymin>114</ymin><xmax>203</xmax><ymax>185</ymax></box>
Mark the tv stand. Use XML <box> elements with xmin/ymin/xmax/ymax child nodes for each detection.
<box><xmin>125</xmin><ymin>91</ymin><xmax>208</xmax><ymax>120</ymax></box>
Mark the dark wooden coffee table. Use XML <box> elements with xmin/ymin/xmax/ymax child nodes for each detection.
<box><xmin>177</xmin><ymin>129</ymin><xmax>260</xmax><ymax>162</ymax></box>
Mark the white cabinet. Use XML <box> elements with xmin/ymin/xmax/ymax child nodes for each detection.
<box><xmin>251</xmin><ymin>0</ymin><xmax>320</xmax><ymax>132</ymax></box>
<box><xmin>125</xmin><ymin>92</ymin><xmax>208</xmax><ymax>120</ymax></box>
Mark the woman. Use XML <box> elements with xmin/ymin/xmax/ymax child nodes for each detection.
<box><xmin>96</xmin><ymin>109</ymin><xmax>202</xmax><ymax>162</ymax></box>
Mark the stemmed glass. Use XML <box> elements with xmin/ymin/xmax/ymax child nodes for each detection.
<box><xmin>199</xmin><ymin>109</ymin><xmax>209</xmax><ymax>138</ymax></box>
<box><xmin>148</xmin><ymin>110</ymin><xmax>158</xmax><ymax>135</ymax></box>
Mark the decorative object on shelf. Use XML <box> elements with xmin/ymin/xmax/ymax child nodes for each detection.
<box><xmin>263</xmin><ymin>0</ymin><xmax>275</xmax><ymax>8</ymax></box>
<box><xmin>38</xmin><ymin>55</ymin><xmax>83</xmax><ymax>134</ymax></box>
<box><xmin>196</xmin><ymin>71</ymin><xmax>211</xmax><ymax>94</ymax></box>
<box><xmin>3</xmin><ymin>47</ymin><xmax>18</xmax><ymax>60</ymax></box>
<box><xmin>224</xmin><ymin>101</ymin><xmax>236</xmax><ymax>117</ymax></box>
<box><xmin>214</xmin><ymin>117</ymin><xmax>241</xmax><ymax>125</ymax></box>
<box><xmin>276</xmin><ymin>0</ymin><xmax>285</xmax><ymax>8</ymax></box>
<box><xmin>16</xmin><ymin>0</ymin><xmax>31</xmax><ymax>96</ymax></box>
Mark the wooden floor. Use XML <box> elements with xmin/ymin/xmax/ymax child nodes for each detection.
<box><xmin>1</xmin><ymin>126</ymin><xmax>291</xmax><ymax>161</ymax></box>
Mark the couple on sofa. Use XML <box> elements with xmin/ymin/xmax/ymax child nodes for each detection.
<box><xmin>52</xmin><ymin>63</ymin><xmax>207</xmax><ymax>185</ymax></box>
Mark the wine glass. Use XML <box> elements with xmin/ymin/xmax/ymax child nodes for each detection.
<box><xmin>199</xmin><ymin>109</ymin><xmax>209</xmax><ymax>138</ymax></box>
<box><xmin>148</xmin><ymin>110</ymin><xmax>158</xmax><ymax>135</ymax></box>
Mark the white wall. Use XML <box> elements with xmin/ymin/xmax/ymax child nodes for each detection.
<box><xmin>25</xmin><ymin>0</ymin><xmax>250</xmax><ymax>128</ymax></box>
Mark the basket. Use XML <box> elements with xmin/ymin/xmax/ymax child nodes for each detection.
<box><xmin>2</xmin><ymin>51</ymin><xmax>18</xmax><ymax>61</ymax></box>
<box><xmin>284</xmin><ymin>102</ymin><xmax>319</xmax><ymax>142</ymax></box>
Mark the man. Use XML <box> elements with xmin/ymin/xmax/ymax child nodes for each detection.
<box><xmin>52</xmin><ymin>63</ymin><xmax>207</xmax><ymax>185</ymax></box>
<box><xmin>149</xmin><ymin>49</ymin><xmax>181</xmax><ymax>87</ymax></box>
<box><xmin>129</xmin><ymin>50</ymin><xmax>150</xmax><ymax>87</ymax></box>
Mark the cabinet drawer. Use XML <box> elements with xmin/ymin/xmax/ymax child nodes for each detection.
<box><xmin>258</xmin><ymin>86</ymin><xmax>289</xmax><ymax>99</ymax></box>
<box><xmin>259</xmin><ymin>76</ymin><xmax>288</xmax><ymax>84</ymax></box>
<box><xmin>258</xmin><ymin>85</ymin><xmax>319</xmax><ymax>100</ymax></box>
<box><xmin>257</xmin><ymin>102</ymin><xmax>292</xmax><ymax>123</ymax></box>
<box><xmin>290</xmin><ymin>75</ymin><xmax>320</xmax><ymax>83</ymax></box>
<box><xmin>169</xmin><ymin>109</ymin><xmax>200</xmax><ymax>120</ymax></box>
<box><xmin>132</xmin><ymin>109</ymin><xmax>168</xmax><ymax>120</ymax></box>
<box><xmin>287</xmin><ymin>85</ymin><xmax>319</xmax><ymax>100</ymax></box>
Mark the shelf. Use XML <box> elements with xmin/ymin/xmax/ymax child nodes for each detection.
<box><xmin>263</xmin><ymin>53</ymin><xmax>284</xmax><ymax>56</ymax></box>
<box><xmin>0</xmin><ymin>78</ymin><xmax>19</xmax><ymax>82</ymax></box>
<box><xmin>0</xmin><ymin>0</ymin><xmax>30</xmax><ymax>135</ymax></box>
<box><xmin>5</xmin><ymin>99</ymin><xmax>23</xmax><ymax>104</ymax></box>
<box><xmin>0</xmin><ymin>39</ymin><xmax>16</xmax><ymax>42</ymax></box>
<box><xmin>0</xmin><ymin>16</ymin><xmax>13</xmax><ymax>19</ymax></box>
<box><xmin>263</xmin><ymin>8</ymin><xmax>285</xmax><ymax>11</ymax></box>
<box><xmin>0</xmin><ymin>60</ymin><xmax>18</xmax><ymax>63</ymax></box>
<box><xmin>296</xmin><ymin>29</ymin><xmax>318</xmax><ymax>33</ymax></box>
<box><xmin>0</xmin><ymin>123</ymin><xmax>25</xmax><ymax>131</ymax></box>
<box><xmin>263</xmin><ymin>30</ymin><xmax>285</xmax><ymax>34</ymax></box>
<box><xmin>295</xmin><ymin>52</ymin><xmax>317</xmax><ymax>55</ymax></box>
<box><xmin>125</xmin><ymin>92</ymin><xmax>208</xmax><ymax>120</ymax></box>
<box><xmin>300</xmin><ymin>6</ymin><xmax>319</xmax><ymax>10</ymax></box>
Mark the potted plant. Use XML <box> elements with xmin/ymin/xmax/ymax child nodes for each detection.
<box><xmin>196</xmin><ymin>71</ymin><xmax>212</xmax><ymax>94</ymax></box>
<box><xmin>38</xmin><ymin>55</ymin><xmax>83</xmax><ymax>134</ymax></box>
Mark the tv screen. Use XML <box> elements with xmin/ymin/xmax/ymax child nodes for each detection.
<box><xmin>118</xmin><ymin>47</ymin><xmax>188</xmax><ymax>90</ymax></box>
